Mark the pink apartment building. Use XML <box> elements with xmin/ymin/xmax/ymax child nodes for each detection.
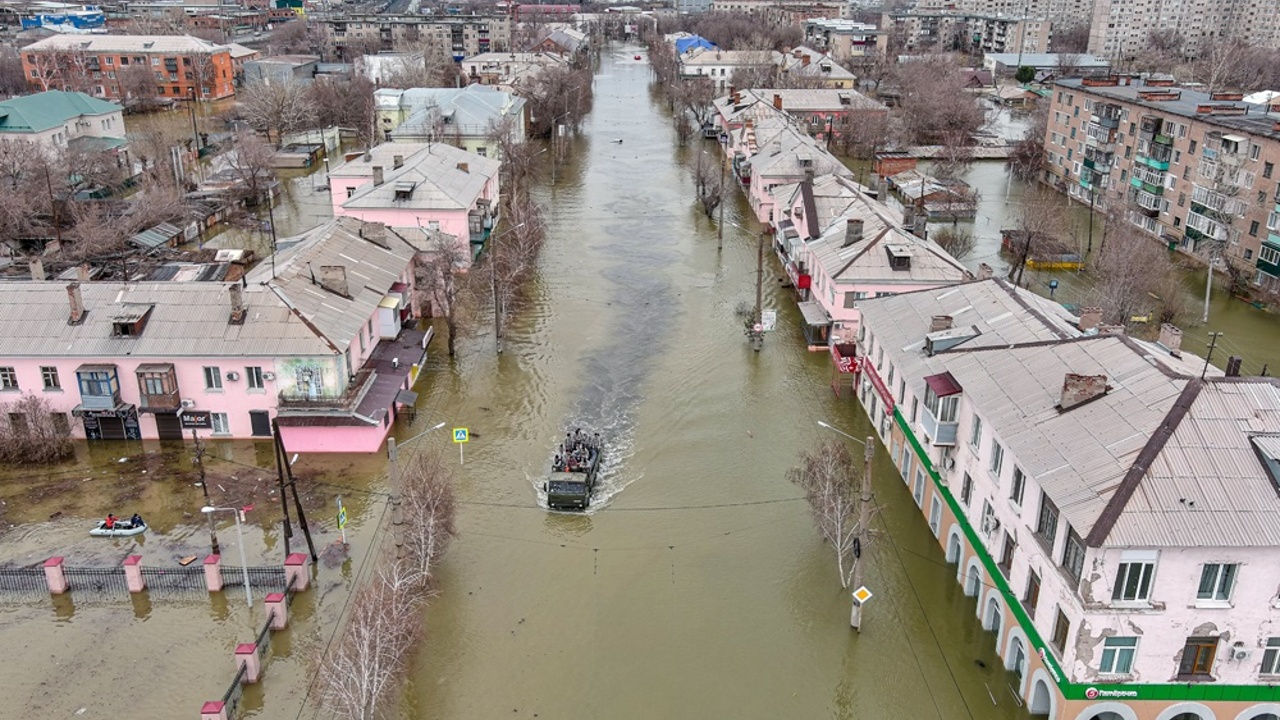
<box><xmin>770</xmin><ymin>173</ymin><xmax>969</xmax><ymax>350</ymax></box>
<box><xmin>0</xmin><ymin>218</ymin><xmax>430</xmax><ymax>453</ymax></box>
<box><xmin>853</xmin><ymin>279</ymin><xmax>1280</xmax><ymax>720</ymax></box>
<box><xmin>328</xmin><ymin>141</ymin><xmax>501</xmax><ymax>265</ymax></box>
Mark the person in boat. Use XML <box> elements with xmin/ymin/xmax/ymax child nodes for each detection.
<box><xmin>130</xmin><ymin>513</ymin><xmax>144</xmax><ymax>528</ymax></box>
<box><xmin>104</xmin><ymin>513</ymin><xmax>116</xmax><ymax>530</ymax></box>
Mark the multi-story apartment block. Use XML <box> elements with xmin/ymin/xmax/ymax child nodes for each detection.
<box><xmin>883</xmin><ymin>10</ymin><xmax>1050</xmax><ymax>55</ymax></box>
<box><xmin>1088</xmin><ymin>0</ymin><xmax>1280</xmax><ymax>60</ymax></box>
<box><xmin>802</xmin><ymin>19</ymin><xmax>884</xmax><ymax>57</ymax></box>
<box><xmin>1044</xmin><ymin>77</ymin><xmax>1280</xmax><ymax>285</ymax></box>
<box><xmin>20</xmin><ymin>34</ymin><xmax>237</xmax><ymax>101</ymax></box>
<box><xmin>0</xmin><ymin>218</ymin><xmax>429</xmax><ymax>453</ymax></box>
<box><xmin>318</xmin><ymin>14</ymin><xmax>511</xmax><ymax>61</ymax></box>
<box><xmin>851</xmin><ymin>277</ymin><xmax>1280</xmax><ymax>720</ymax></box>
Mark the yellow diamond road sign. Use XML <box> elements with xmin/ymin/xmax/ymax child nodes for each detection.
<box><xmin>852</xmin><ymin>586</ymin><xmax>873</xmax><ymax>604</ymax></box>
<box><xmin>453</xmin><ymin>428</ymin><xmax>469</xmax><ymax>444</ymax></box>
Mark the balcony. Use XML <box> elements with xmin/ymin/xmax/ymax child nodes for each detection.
<box><xmin>1187</xmin><ymin>210</ymin><xmax>1229</xmax><ymax>242</ymax></box>
<box><xmin>1130</xmin><ymin>176</ymin><xmax>1163</xmax><ymax>196</ymax></box>
<box><xmin>137</xmin><ymin>363</ymin><xmax>181</xmax><ymax>412</ymax></box>
<box><xmin>1153</xmin><ymin>132</ymin><xmax>1174</xmax><ymax>146</ymax></box>
<box><xmin>1130</xmin><ymin>188</ymin><xmax>1161</xmax><ymax>217</ymax></box>
<box><xmin>75</xmin><ymin>364</ymin><xmax>122</xmax><ymax>411</ymax></box>
<box><xmin>920</xmin><ymin>372</ymin><xmax>961</xmax><ymax>446</ymax></box>
<box><xmin>920</xmin><ymin>404</ymin><xmax>958</xmax><ymax>445</ymax></box>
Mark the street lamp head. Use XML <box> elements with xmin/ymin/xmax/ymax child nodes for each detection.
<box><xmin>200</xmin><ymin>506</ymin><xmax>216</xmax><ymax>514</ymax></box>
<box><xmin>431</xmin><ymin>421</ymin><xmax>446</xmax><ymax>431</ymax></box>
<box><xmin>817</xmin><ymin>421</ymin><xmax>831</xmax><ymax>429</ymax></box>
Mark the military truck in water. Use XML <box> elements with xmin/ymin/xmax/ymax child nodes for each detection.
<box><xmin>544</xmin><ymin>429</ymin><xmax>602</xmax><ymax>510</ymax></box>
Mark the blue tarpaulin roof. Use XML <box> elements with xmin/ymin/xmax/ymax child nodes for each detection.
<box><xmin>675</xmin><ymin>35</ymin><xmax>717</xmax><ymax>54</ymax></box>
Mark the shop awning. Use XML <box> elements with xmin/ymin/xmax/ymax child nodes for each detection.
<box><xmin>797</xmin><ymin>300</ymin><xmax>830</xmax><ymax>327</ymax></box>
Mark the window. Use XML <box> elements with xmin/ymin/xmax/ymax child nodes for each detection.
<box><xmin>1262</xmin><ymin>638</ymin><xmax>1280</xmax><ymax>675</ymax></box>
<box><xmin>1100</xmin><ymin>637</ymin><xmax>1138</xmax><ymax>675</ymax></box>
<box><xmin>1062</xmin><ymin>527</ymin><xmax>1086</xmax><ymax>584</ymax></box>
<box><xmin>1189</xmin><ymin>140</ymin><xmax>1197</xmax><ymax>154</ymax></box>
<box><xmin>41</xmin><ymin>366</ymin><xmax>60</xmax><ymax>390</ymax></box>
<box><xmin>913</xmin><ymin>468</ymin><xmax>925</xmax><ymax>507</ymax></box>
<box><xmin>989</xmin><ymin>440</ymin><xmax>1004</xmax><ymax>476</ymax></box>
<box><xmin>1051</xmin><ymin>608</ymin><xmax>1071</xmax><ymax>653</ymax></box>
<box><xmin>203</xmin><ymin>366</ymin><xmax>223</xmax><ymax>391</ymax></box>
<box><xmin>1009</xmin><ymin>467</ymin><xmax>1025</xmax><ymax>506</ymax></box>
<box><xmin>1266</xmin><ymin>162</ymin><xmax>1275</xmax><ymax>179</ymax></box>
<box><xmin>969</xmin><ymin>415</ymin><xmax>982</xmax><ymax>447</ymax></box>
<box><xmin>1024</xmin><ymin>570</ymin><xmax>1041</xmax><ymax>618</ymax></box>
<box><xmin>998</xmin><ymin>531</ymin><xmax>1016</xmax><ymax>577</ymax></box>
<box><xmin>1197</xmin><ymin>563</ymin><xmax>1238</xmax><ymax>602</ymax></box>
<box><xmin>897</xmin><ymin>378</ymin><xmax>905</xmax><ymax>403</ymax></box>
<box><xmin>246</xmin><ymin>366</ymin><xmax>264</xmax><ymax>390</ymax></box>
<box><xmin>211</xmin><ymin>412</ymin><xmax>230</xmax><ymax>435</ymax></box>
<box><xmin>923</xmin><ymin>386</ymin><xmax>958</xmax><ymax>422</ymax></box>
<box><xmin>1112</xmin><ymin>556</ymin><xmax>1156</xmax><ymax>602</ymax></box>
<box><xmin>1178</xmin><ymin>636</ymin><xmax>1218</xmax><ymax>678</ymax></box>
<box><xmin>910</xmin><ymin>396</ymin><xmax>918</xmax><ymax>424</ymax></box>
<box><xmin>1251</xmin><ymin>220</ymin><xmax>1261</xmax><ymax>237</ymax></box>
<box><xmin>0</xmin><ymin>366</ymin><xmax>17</xmax><ymax>390</ymax></box>
<box><xmin>1034</xmin><ymin>491</ymin><xmax>1054</xmax><ymax>543</ymax></box>
<box><xmin>1252</xmin><ymin>144</ymin><xmax>1262</xmax><ymax>160</ymax></box>
<box><xmin>960</xmin><ymin>473</ymin><xmax>973</xmax><ymax>506</ymax></box>
<box><xmin>929</xmin><ymin>495</ymin><xmax>941</xmax><ymax>536</ymax></box>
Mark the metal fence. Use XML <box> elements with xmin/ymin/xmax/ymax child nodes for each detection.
<box><xmin>63</xmin><ymin>566</ymin><xmax>129</xmax><ymax>593</ymax></box>
<box><xmin>222</xmin><ymin>566</ymin><xmax>288</xmax><ymax>593</ymax></box>
<box><xmin>254</xmin><ymin>614</ymin><xmax>273</xmax><ymax>661</ymax></box>
<box><xmin>221</xmin><ymin>663</ymin><xmax>247</xmax><ymax>718</ymax></box>
<box><xmin>0</xmin><ymin>567</ymin><xmax>49</xmax><ymax>595</ymax></box>
<box><xmin>140</xmin><ymin>566</ymin><xmax>207</xmax><ymax>594</ymax></box>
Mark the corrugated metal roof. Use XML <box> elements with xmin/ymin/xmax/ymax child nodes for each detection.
<box><xmin>340</xmin><ymin>144</ymin><xmax>497</xmax><ymax>212</ymax></box>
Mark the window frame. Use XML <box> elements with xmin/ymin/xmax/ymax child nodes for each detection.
<box><xmin>960</xmin><ymin>473</ymin><xmax>973</xmax><ymax>507</ymax></box>
<box><xmin>211</xmin><ymin>412</ymin><xmax>230</xmax><ymax>435</ymax></box>
<box><xmin>989</xmin><ymin>439</ymin><xmax>1004</xmax><ymax>476</ymax></box>
<box><xmin>1112</xmin><ymin>559</ymin><xmax>1156</xmax><ymax>603</ymax></box>
<box><xmin>1099</xmin><ymin>636</ymin><xmax>1138</xmax><ymax>676</ymax></box>
<box><xmin>1051</xmin><ymin>608</ymin><xmax>1071</xmax><ymax>654</ymax></box>
<box><xmin>1009</xmin><ymin>466</ymin><xmax>1026</xmax><ymax>507</ymax></box>
<box><xmin>1178</xmin><ymin>636</ymin><xmax>1218</xmax><ymax>679</ymax></box>
<box><xmin>246</xmin><ymin>366</ymin><xmax>265</xmax><ymax>390</ymax></box>
<box><xmin>1062</xmin><ymin>526</ymin><xmax>1086</xmax><ymax>584</ymax></box>
<box><xmin>1197</xmin><ymin>562</ymin><xmax>1238</xmax><ymax>603</ymax></box>
<box><xmin>40</xmin><ymin>366</ymin><xmax>60</xmax><ymax>390</ymax></box>
<box><xmin>0</xmin><ymin>366</ymin><xmax>18</xmax><ymax>390</ymax></box>
<box><xmin>1262</xmin><ymin>637</ymin><xmax>1280</xmax><ymax>675</ymax></box>
<box><xmin>203</xmin><ymin>366</ymin><xmax>223</xmax><ymax>391</ymax></box>
<box><xmin>969</xmin><ymin>414</ymin><xmax>982</xmax><ymax>448</ymax></box>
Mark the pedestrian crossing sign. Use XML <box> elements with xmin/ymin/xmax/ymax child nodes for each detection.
<box><xmin>453</xmin><ymin>428</ymin><xmax>469</xmax><ymax>444</ymax></box>
<box><xmin>337</xmin><ymin>506</ymin><xmax>347</xmax><ymax>529</ymax></box>
<box><xmin>852</xmin><ymin>586</ymin><xmax>873</xmax><ymax>604</ymax></box>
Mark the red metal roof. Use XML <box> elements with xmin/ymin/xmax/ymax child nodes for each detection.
<box><xmin>924</xmin><ymin>371</ymin><xmax>962</xmax><ymax>397</ymax></box>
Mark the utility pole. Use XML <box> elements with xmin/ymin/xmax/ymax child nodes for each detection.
<box><xmin>272</xmin><ymin>422</ymin><xmax>294</xmax><ymax>556</ymax></box>
<box><xmin>387</xmin><ymin>437</ymin><xmax>405</xmax><ymax>559</ymax></box>
<box><xmin>1086</xmin><ymin>188</ymin><xmax>1095</xmax><ymax>255</ymax></box>
<box><xmin>273</xmin><ymin>420</ymin><xmax>317</xmax><ymax>561</ymax></box>
<box><xmin>1202</xmin><ymin>251</ymin><xmax>1216</xmax><ymax>324</ymax></box>
<box><xmin>1202</xmin><ymin>332</ymin><xmax>1223</xmax><ymax>380</ymax></box>
<box><xmin>491</xmin><ymin>233</ymin><xmax>502</xmax><ymax>355</ymax></box>
<box><xmin>717</xmin><ymin>153</ymin><xmax>726</xmax><ymax>251</ymax></box>
<box><xmin>747</xmin><ymin>231</ymin><xmax>765</xmax><ymax>351</ymax></box>
<box><xmin>193</xmin><ymin>428</ymin><xmax>220</xmax><ymax>555</ymax></box>
<box><xmin>850</xmin><ymin>436</ymin><xmax>874</xmax><ymax>631</ymax></box>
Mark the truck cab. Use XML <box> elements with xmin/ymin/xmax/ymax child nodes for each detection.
<box><xmin>545</xmin><ymin>472</ymin><xmax>590</xmax><ymax>510</ymax></box>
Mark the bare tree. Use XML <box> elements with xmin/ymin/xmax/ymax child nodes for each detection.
<box><xmin>399</xmin><ymin>451</ymin><xmax>458</xmax><ymax>581</ymax></box>
<box><xmin>1051</xmin><ymin>21</ymin><xmax>1091</xmax><ymax>53</ymax></box>
<box><xmin>319</xmin><ymin>560</ymin><xmax>426</xmax><ymax>720</ymax></box>
<box><xmin>238</xmin><ymin>77</ymin><xmax>318</xmax><ymax>147</ymax></box>
<box><xmin>524</xmin><ymin>65</ymin><xmax>593</xmax><ymax>138</ymax></box>
<box><xmin>932</xmin><ymin>131</ymin><xmax>974</xmax><ymax>180</ymax></box>
<box><xmin>692</xmin><ymin>148</ymin><xmax>724</xmax><ymax>217</ymax></box>
<box><xmin>892</xmin><ymin>55</ymin><xmax>987</xmax><ymax>145</ymax></box>
<box><xmin>788</xmin><ymin>439</ymin><xmax>868</xmax><ymax>589</ymax></box>
<box><xmin>490</xmin><ymin>194</ymin><xmax>546</xmax><ymax>353</ymax></box>
<box><xmin>1056</xmin><ymin>53</ymin><xmax>1086</xmax><ymax>79</ymax></box>
<box><xmin>1192</xmin><ymin>39</ymin><xmax>1248</xmax><ymax>94</ymax></box>
<box><xmin>28</xmin><ymin>52</ymin><xmax>65</xmax><ymax>92</ymax></box>
<box><xmin>413</xmin><ymin>230</ymin><xmax>475</xmax><ymax>357</ymax></box>
<box><xmin>0</xmin><ymin>48</ymin><xmax>29</xmax><ymax>98</ymax></box>
<box><xmin>308</xmin><ymin>76</ymin><xmax>377</xmax><ymax>151</ymax></box>
<box><xmin>1006</xmin><ymin>101</ymin><xmax>1048</xmax><ymax>180</ymax></box>
<box><xmin>0</xmin><ymin>393</ymin><xmax>74</xmax><ymax>465</ymax></box>
<box><xmin>932</xmin><ymin>226</ymin><xmax>976</xmax><ymax>260</ymax></box>
<box><xmin>119</xmin><ymin>63</ymin><xmax>160</xmax><ymax>105</ymax></box>
<box><xmin>1006</xmin><ymin>187</ymin><xmax>1067</xmax><ymax>287</ymax></box>
<box><xmin>1087</xmin><ymin>226</ymin><xmax>1183</xmax><ymax>326</ymax></box>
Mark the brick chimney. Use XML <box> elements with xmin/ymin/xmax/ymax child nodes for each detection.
<box><xmin>773</xmin><ymin>93</ymin><xmax>783</xmax><ymax>110</ymax></box>
<box><xmin>66</xmin><ymin>282</ymin><xmax>86</xmax><ymax>325</ymax></box>
<box><xmin>1156</xmin><ymin>323</ymin><xmax>1182</xmax><ymax>357</ymax></box>
<box><xmin>372</xmin><ymin>166</ymin><xmax>384</xmax><ymax>186</ymax></box>
<box><xmin>229</xmin><ymin>283</ymin><xmax>246</xmax><ymax>325</ymax></box>
<box><xmin>1097</xmin><ymin>323</ymin><xmax>1126</xmax><ymax>335</ymax></box>
<box><xmin>977</xmin><ymin>263</ymin><xmax>993</xmax><ymax>280</ymax></box>
<box><xmin>930</xmin><ymin>315</ymin><xmax>953</xmax><ymax>332</ymax></box>
<box><xmin>77</xmin><ymin>263</ymin><xmax>91</xmax><ymax>282</ymax></box>
<box><xmin>1078</xmin><ymin>306</ymin><xmax>1103</xmax><ymax>332</ymax></box>
<box><xmin>843</xmin><ymin>218</ymin><xmax>864</xmax><ymax>247</ymax></box>
<box><xmin>318</xmin><ymin>265</ymin><xmax>350</xmax><ymax>297</ymax></box>
<box><xmin>393</xmin><ymin>154</ymin><xmax>404</xmax><ymax>169</ymax></box>
<box><xmin>802</xmin><ymin>54</ymin><xmax>811</xmax><ymax>67</ymax></box>
<box><xmin>457</xmin><ymin>162</ymin><xmax>469</xmax><ymax>173</ymax></box>
<box><xmin>1059</xmin><ymin>373</ymin><xmax>1108</xmax><ymax>410</ymax></box>
<box><xmin>29</xmin><ymin>257</ymin><xmax>45</xmax><ymax>281</ymax></box>
<box><xmin>359</xmin><ymin>221</ymin><xmax>389</xmax><ymax>248</ymax></box>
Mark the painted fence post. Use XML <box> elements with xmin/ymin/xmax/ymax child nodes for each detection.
<box><xmin>204</xmin><ymin>554</ymin><xmax>223</xmax><ymax>592</ymax></box>
<box><xmin>283</xmin><ymin>553</ymin><xmax>309</xmax><ymax>591</ymax></box>
<box><xmin>199</xmin><ymin>701</ymin><xmax>228</xmax><ymax>720</ymax></box>
<box><xmin>266</xmin><ymin>592</ymin><xmax>288</xmax><ymax>630</ymax></box>
<box><xmin>123</xmin><ymin>555</ymin><xmax>145</xmax><ymax>593</ymax></box>
<box><xmin>43</xmin><ymin>557</ymin><xmax>68</xmax><ymax>594</ymax></box>
<box><xmin>234</xmin><ymin>643</ymin><xmax>261</xmax><ymax>684</ymax></box>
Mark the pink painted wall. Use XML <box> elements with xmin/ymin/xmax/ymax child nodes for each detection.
<box><xmin>338</xmin><ymin>206</ymin><xmax>471</xmax><ymax>245</ymax></box>
<box><xmin>278</xmin><ymin>412</ymin><xmax>397</xmax><ymax>454</ymax></box>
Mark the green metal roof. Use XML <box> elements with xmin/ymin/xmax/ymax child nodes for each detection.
<box><xmin>0</xmin><ymin>90</ymin><xmax>123</xmax><ymax>134</ymax></box>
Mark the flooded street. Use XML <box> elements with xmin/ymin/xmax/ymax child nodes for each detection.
<box><xmin>5</xmin><ymin>44</ymin><xmax>1280</xmax><ymax>720</ymax></box>
<box><xmin>395</xmin><ymin>47</ymin><xmax>1030</xmax><ymax>720</ymax></box>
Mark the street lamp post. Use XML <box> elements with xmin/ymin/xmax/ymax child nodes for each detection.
<box><xmin>817</xmin><ymin>420</ymin><xmax>875</xmax><ymax>631</ymax></box>
<box><xmin>201</xmin><ymin>506</ymin><xmax>253</xmax><ymax>608</ymax></box>
<box><xmin>387</xmin><ymin>421</ymin><xmax>446</xmax><ymax>559</ymax></box>
<box><xmin>490</xmin><ymin>222</ymin><xmax>526</xmax><ymax>354</ymax></box>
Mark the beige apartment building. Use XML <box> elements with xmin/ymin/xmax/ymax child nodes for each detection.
<box><xmin>1043</xmin><ymin>77</ymin><xmax>1280</xmax><ymax>285</ymax></box>
<box><xmin>882</xmin><ymin>10</ymin><xmax>1050</xmax><ymax>55</ymax></box>
<box><xmin>1088</xmin><ymin>0</ymin><xmax>1280</xmax><ymax>60</ymax></box>
<box><xmin>318</xmin><ymin>14</ymin><xmax>512</xmax><ymax>60</ymax></box>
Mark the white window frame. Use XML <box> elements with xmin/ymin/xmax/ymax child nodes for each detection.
<box><xmin>1099</xmin><ymin>636</ymin><xmax>1138</xmax><ymax>675</ymax></box>
<box><xmin>1112</xmin><ymin>550</ymin><xmax>1157</xmax><ymax>604</ymax></box>
<box><xmin>203</xmin><ymin>366</ymin><xmax>222</xmax><ymax>391</ymax></box>
<box><xmin>211</xmin><ymin>412</ymin><xmax>230</xmax><ymax>435</ymax></box>
<box><xmin>1009</xmin><ymin>466</ymin><xmax>1025</xmax><ymax>507</ymax></box>
<box><xmin>1197</xmin><ymin>563</ymin><xmax>1238</xmax><ymax>605</ymax></box>
<box><xmin>913</xmin><ymin>468</ymin><xmax>925</xmax><ymax>507</ymax></box>
<box><xmin>246</xmin><ymin>366</ymin><xmax>265</xmax><ymax>390</ymax></box>
<box><xmin>1262</xmin><ymin>638</ymin><xmax>1280</xmax><ymax>675</ymax></box>
<box><xmin>928</xmin><ymin>495</ymin><xmax>942</xmax><ymax>536</ymax></box>
<box><xmin>969</xmin><ymin>414</ymin><xmax>982</xmax><ymax>448</ymax></box>
<box><xmin>960</xmin><ymin>473</ymin><xmax>973</xmax><ymax>507</ymax></box>
<box><xmin>989</xmin><ymin>440</ymin><xmax>1004</xmax><ymax>477</ymax></box>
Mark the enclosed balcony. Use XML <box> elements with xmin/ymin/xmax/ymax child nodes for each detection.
<box><xmin>920</xmin><ymin>372</ymin><xmax>961</xmax><ymax>445</ymax></box>
<box><xmin>75</xmin><ymin>364</ymin><xmax>122</xmax><ymax>411</ymax></box>
<box><xmin>136</xmin><ymin>363</ymin><xmax>181</xmax><ymax>412</ymax></box>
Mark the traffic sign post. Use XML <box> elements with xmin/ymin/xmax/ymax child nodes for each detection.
<box><xmin>852</xmin><ymin>586</ymin><xmax>873</xmax><ymax>605</ymax></box>
<box><xmin>453</xmin><ymin>427</ymin><xmax>469</xmax><ymax>465</ymax></box>
<box><xmin>336</xmin><ymin>496</ymin><xmax>347</xmax><ymax>544</ymax></box>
